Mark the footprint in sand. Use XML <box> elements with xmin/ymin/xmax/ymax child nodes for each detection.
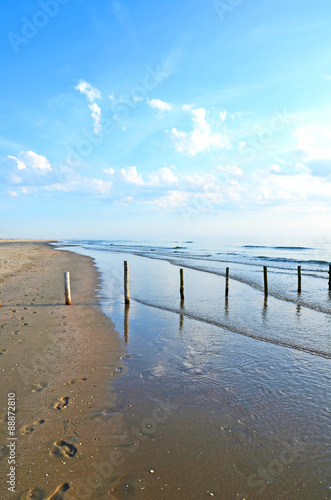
<box><xmin>50</xmin><ymin>440</ymin><xmax>77</xmax><ymax>458</ymax></box>
<box><xmin>118</xmin><ymin>354</ymin><xmax>133</xmax><ymax>360</ymax></box>
<box><xmin>47</xmin><ymin>483</ymin><xmax>70</xmax><ymax>500</ymax></box>
<box><xmin>21</xmin><ymin>419</ymin><xmax>45</xmax><ymax>436</ymax></box>
<box><xmin>32</xmin><ymin>383</ymin><xmax>48</xmax><ymax>393</ymax></box>
<box><xmin>24</xmin><ymin>487</ymin><xmax>44</xmax><ymax>499</ymax></box>
<box><xmin>54</xmin><ymin>397</ymin><xmax>69</xmax><ymax>410</ymax></box>
<box><xmin>64</xmin><ymin>377</ymin><xmax>87</xmax><ymax>386</ymax></box>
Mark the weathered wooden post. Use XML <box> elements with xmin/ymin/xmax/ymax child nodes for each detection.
<box><xmin>225</xmin><ymin>267</ymin><xmax>229</xmax><ymax>297</ymax></box>
<box><xmin>329</xmin><ymin>265</ymin><xmax>331</xmax><ymax>292</ymax></box>
<box><xmin>180</xmin><ymin>268</ymin><xmax>184</xmax><ymax>301</ymax></box>
<box><xmin>124</xmin><ymin>261</ymin><xmax>130</xmax><ymax>304</ymax></box>
<box><xmin>64</xmin><ymin>272</ymin><xmax>71</xmax><ymax>305</ymax></box>
<box><xmin>263</xmin><ymin>266</ymin><xmax>268</xmax><ymax>296</ymax></box>
<box><xmin>298</xmin><ymin>266</ymin><xmax>302</xmax><ymax>293</ymax></box>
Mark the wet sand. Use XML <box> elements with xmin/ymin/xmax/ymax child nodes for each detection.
<box><xmin>0</xmin><ymin>241</ymin><xmax>128</xmax><ymax>499</ymax></box>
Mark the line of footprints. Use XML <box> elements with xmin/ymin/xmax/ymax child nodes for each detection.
<box><xmin>20</xmin><ymin>377</ymin><xmax>88</xmax><ymax>500</ymax></box>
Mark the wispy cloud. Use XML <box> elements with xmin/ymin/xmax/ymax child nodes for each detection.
<box><xmin>75</xmin><ymin>80</ymin><xmax>101</xmax><ymax>102</ymax></box>
<box><xmin>88</xmin><ymin>103</ymin><xmax>102</xmax><ymax>134</ymax></box>
<box><xmin>8</xmin><ymin>151</ymin><xmax>52</xmax><ymax>173</ymax></box>
<box><xmin>75</xmin><ymin>79</ymin><xmax>102</xmax><ymax>134</ymax></box>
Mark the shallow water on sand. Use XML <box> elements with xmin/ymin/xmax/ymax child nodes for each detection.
<box><xmin>57</xmin><ymin>244</ymin><xmax>331</xmax><ymax>499</ymax></box>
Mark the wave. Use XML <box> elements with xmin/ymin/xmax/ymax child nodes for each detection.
<box><xmin>132</xmin><ymin>297</ymin><xmax>331</xmax><ymax>359</ymax></box>
<box><xmin>255</xmin><ymin>255</ymin><xmax>329</xmax><ymax>266</ymax></box>
<box><xmin>243</xmin><ymin>245</ymin><xmax>314</xmax><ymax>250</ymax></box>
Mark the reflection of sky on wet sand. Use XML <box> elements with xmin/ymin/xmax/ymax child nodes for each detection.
<box><xmin>59</xmin><ymin>245</ymin><xmax>331</xmax><ymax>499</ymax></box>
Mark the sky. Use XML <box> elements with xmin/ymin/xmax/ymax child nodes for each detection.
<box><xmin>1</xmin><ymin>0</ymin><xmax>331</xmax><ymax>239</ymax></box>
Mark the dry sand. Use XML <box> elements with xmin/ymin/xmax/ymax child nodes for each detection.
<box><xmin>0</xmin><ymin>241</ymin><xmax>129</xmax><ymax>500</ymax></box>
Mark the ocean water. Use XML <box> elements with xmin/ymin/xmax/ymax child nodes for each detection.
<box><xmin>54</xmin><ymin>238</ymin><xmax>331</xmax><ymax>499</ymax></box>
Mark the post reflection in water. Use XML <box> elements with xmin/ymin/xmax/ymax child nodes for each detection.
<box><xmin>179</xmin><ymin>299</ymin><xmax>185</xmax><ymax>332</ymax></box>
<box><xmin>124</xmin><ymin>303</ymin><xmax>130</xmax><ymax>344</ymax></box>
<box><xmin>262</xmin><ymin>296</ymin><xmax>268</xmax><ymax>321</ymax></box>
<box><xmin>224</xmin><ymin>297</ymin><xmax>229</xmax><ymax>317</ymax></box>
<box><xmin>296</xmin><ymin>303</ymin><xmax>301</xmax><ymax>319</ymax></box>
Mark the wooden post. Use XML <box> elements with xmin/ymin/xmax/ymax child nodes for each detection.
<box><xmin>124</xmin><ymin>261</ymin><xmax>130</xmax><ymax>304</ymax></box>
<box><xmin>180</xmin><ymin>268</ymin><xmax>184</xmax><ymax>301</ymax></box>
<box><xmin>225</xmin><ymin>267</ymin><xmax>229</xmax><ymax>297</ymax></box>
<box><xmin>329</xmin><ymin>265</ymin><xmax>331</xmax><ymax>292</ymax></box>
<box><xmin>263</xmin><ymin>266</ymin><xmax>268</xmax><ymax>296</ymax></box>
<box><xmin>64</xmin><ymin>272</ymin><xmax>71</xmax><ymax>305</ymax></box>
<box><xmin>297</xmin><ymin>266</ymin><xmax>302</xmax><ymax>293</ymax></box>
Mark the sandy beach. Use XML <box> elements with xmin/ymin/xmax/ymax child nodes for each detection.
<box><xmin>0</xmin><ymin>241</ymin><xmax>128</xmax><ymax>500</ymax></box>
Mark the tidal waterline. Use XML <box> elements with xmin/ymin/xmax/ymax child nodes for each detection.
<box><xmin>56</xmin><ymin>242</ymin><xmax>331</xmax><ymax>499</ymax></box>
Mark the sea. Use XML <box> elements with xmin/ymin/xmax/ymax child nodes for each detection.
<box><xmin>54</xmin><ymin>237</ymin><xmax>331</xmax><ymax>499</ymax></box>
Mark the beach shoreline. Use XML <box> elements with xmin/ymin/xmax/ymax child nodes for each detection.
<box><xmin>0</xmin><ymin>240</ymin><xmax>128</xmax><ymax>499</ymax></box>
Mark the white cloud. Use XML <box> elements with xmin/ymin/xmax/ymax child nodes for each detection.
<box><xmin>217</xmin><ymin>165</ymin><xmax>243</xmax><ymax>177</ymax></box>
<box><xmin>8</xmin><ymin>155</ymin><xmax>26</xmax><ymax>170</ymax></box>
<box><xmin>88</xmin><ymin>102</ymin><xmax>102</xmax><ymax>134</ymax></box>
<box><xmin>219</xmin><ymin>110</ymin><xmax>226</xmax><ymax>122</ymax></box>
<box><xmin>147</xmin><ymin>167</ymin><xmax>178</xmax><ymax>186</ymax></box>
<box><xmin>75</xmin><ymin>80</ymin><xmax>101</xmax><ymax>102</ymax></box>
<box><xmin>8</xmin><ymin>151</ymin><xmax>52</xmax><ymax>174</ymax></box>
<box><xmin>170</xmin><ymin>107</ymin><xmax>230</xmax><ymax>155</ymax></box>
<box><xmin>76</xmin><ymin>80</ymin><xmax>102</xmax><ymax>133</ymax></box>
<box><xmin>21</xmin><ymin>186</ymin><xmax>37</xmax><ymax>194</ymax></box>
<box><xmin>120</xmin><ymin>166</ymin><xmax>144</xmax><ymax>186</ymax></box>
<box><xmin>294</xmin><ymin>125</ymin><xmax>331</xmax><ymax>160</ymax></box>
<box><xmin>44</xmin><ymin>177</ymin><xmax>112</xmax><ymax>195</ymax></box>
<box><xmin>182</xmin><ymin>104</ymin><xmax>194</xmax><ymax>111</ymax></box>
<box><xmin>103</xmin><ymin>168</ymin><xmax>116</xmax><ymax>175</ymax></box>
<box><xmin>90</xmin><ymin>179</ymin><xmax>112</xmax><ymax>194</ymax></box>
<box><xmin>7</xmin><ymin>190</ymin><xmax>18</xmax><ymax>197</ymax></box>
<box><xmin>147</xmin><ymin>98</ymin><xmax>173</xmax><ymax>112</ymax></box>
<box><xmin>251</xmin><ymin>169</ymin><xmax>331</xmax><ymax>203</ymax></box>
<box><xmin>147</xmin><ymin>190</ymin><xmax>188</xmax><ymax>209</ymax></box>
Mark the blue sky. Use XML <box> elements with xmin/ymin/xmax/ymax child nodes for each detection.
<box><xmin>1</xmin><ymin>0</ymin><xmax>331</xmax><ymax>239</ymax></box>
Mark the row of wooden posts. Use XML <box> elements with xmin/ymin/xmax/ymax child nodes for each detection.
<box><xmin>63</xmin><ymin>263</ymin><xmax>331</xmax><ymax>305</ymax></box>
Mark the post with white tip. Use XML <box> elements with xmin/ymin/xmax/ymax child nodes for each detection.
<box><xmin>298</xmin><ymin>266</ymin><xmax>302</xmax><ymax>294</ymax></box>
<box><xmin>225</xmin><ymin>267</ymin><xmax>229</xmax><ymax>297</ymax></box>
<box><xmin>180</xmin><ymin>268</ymin><xmax>184</xmax><ymax>301</ymax></box>
<box><xmin>263</xmin><ymin>266</ymin><xmax>268</xmax><ymax>296</ymax></box>
<box><xmin>64</xmin><ymin>272</ymin><xmax>71</xmax><ymax>305</ymax></box>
